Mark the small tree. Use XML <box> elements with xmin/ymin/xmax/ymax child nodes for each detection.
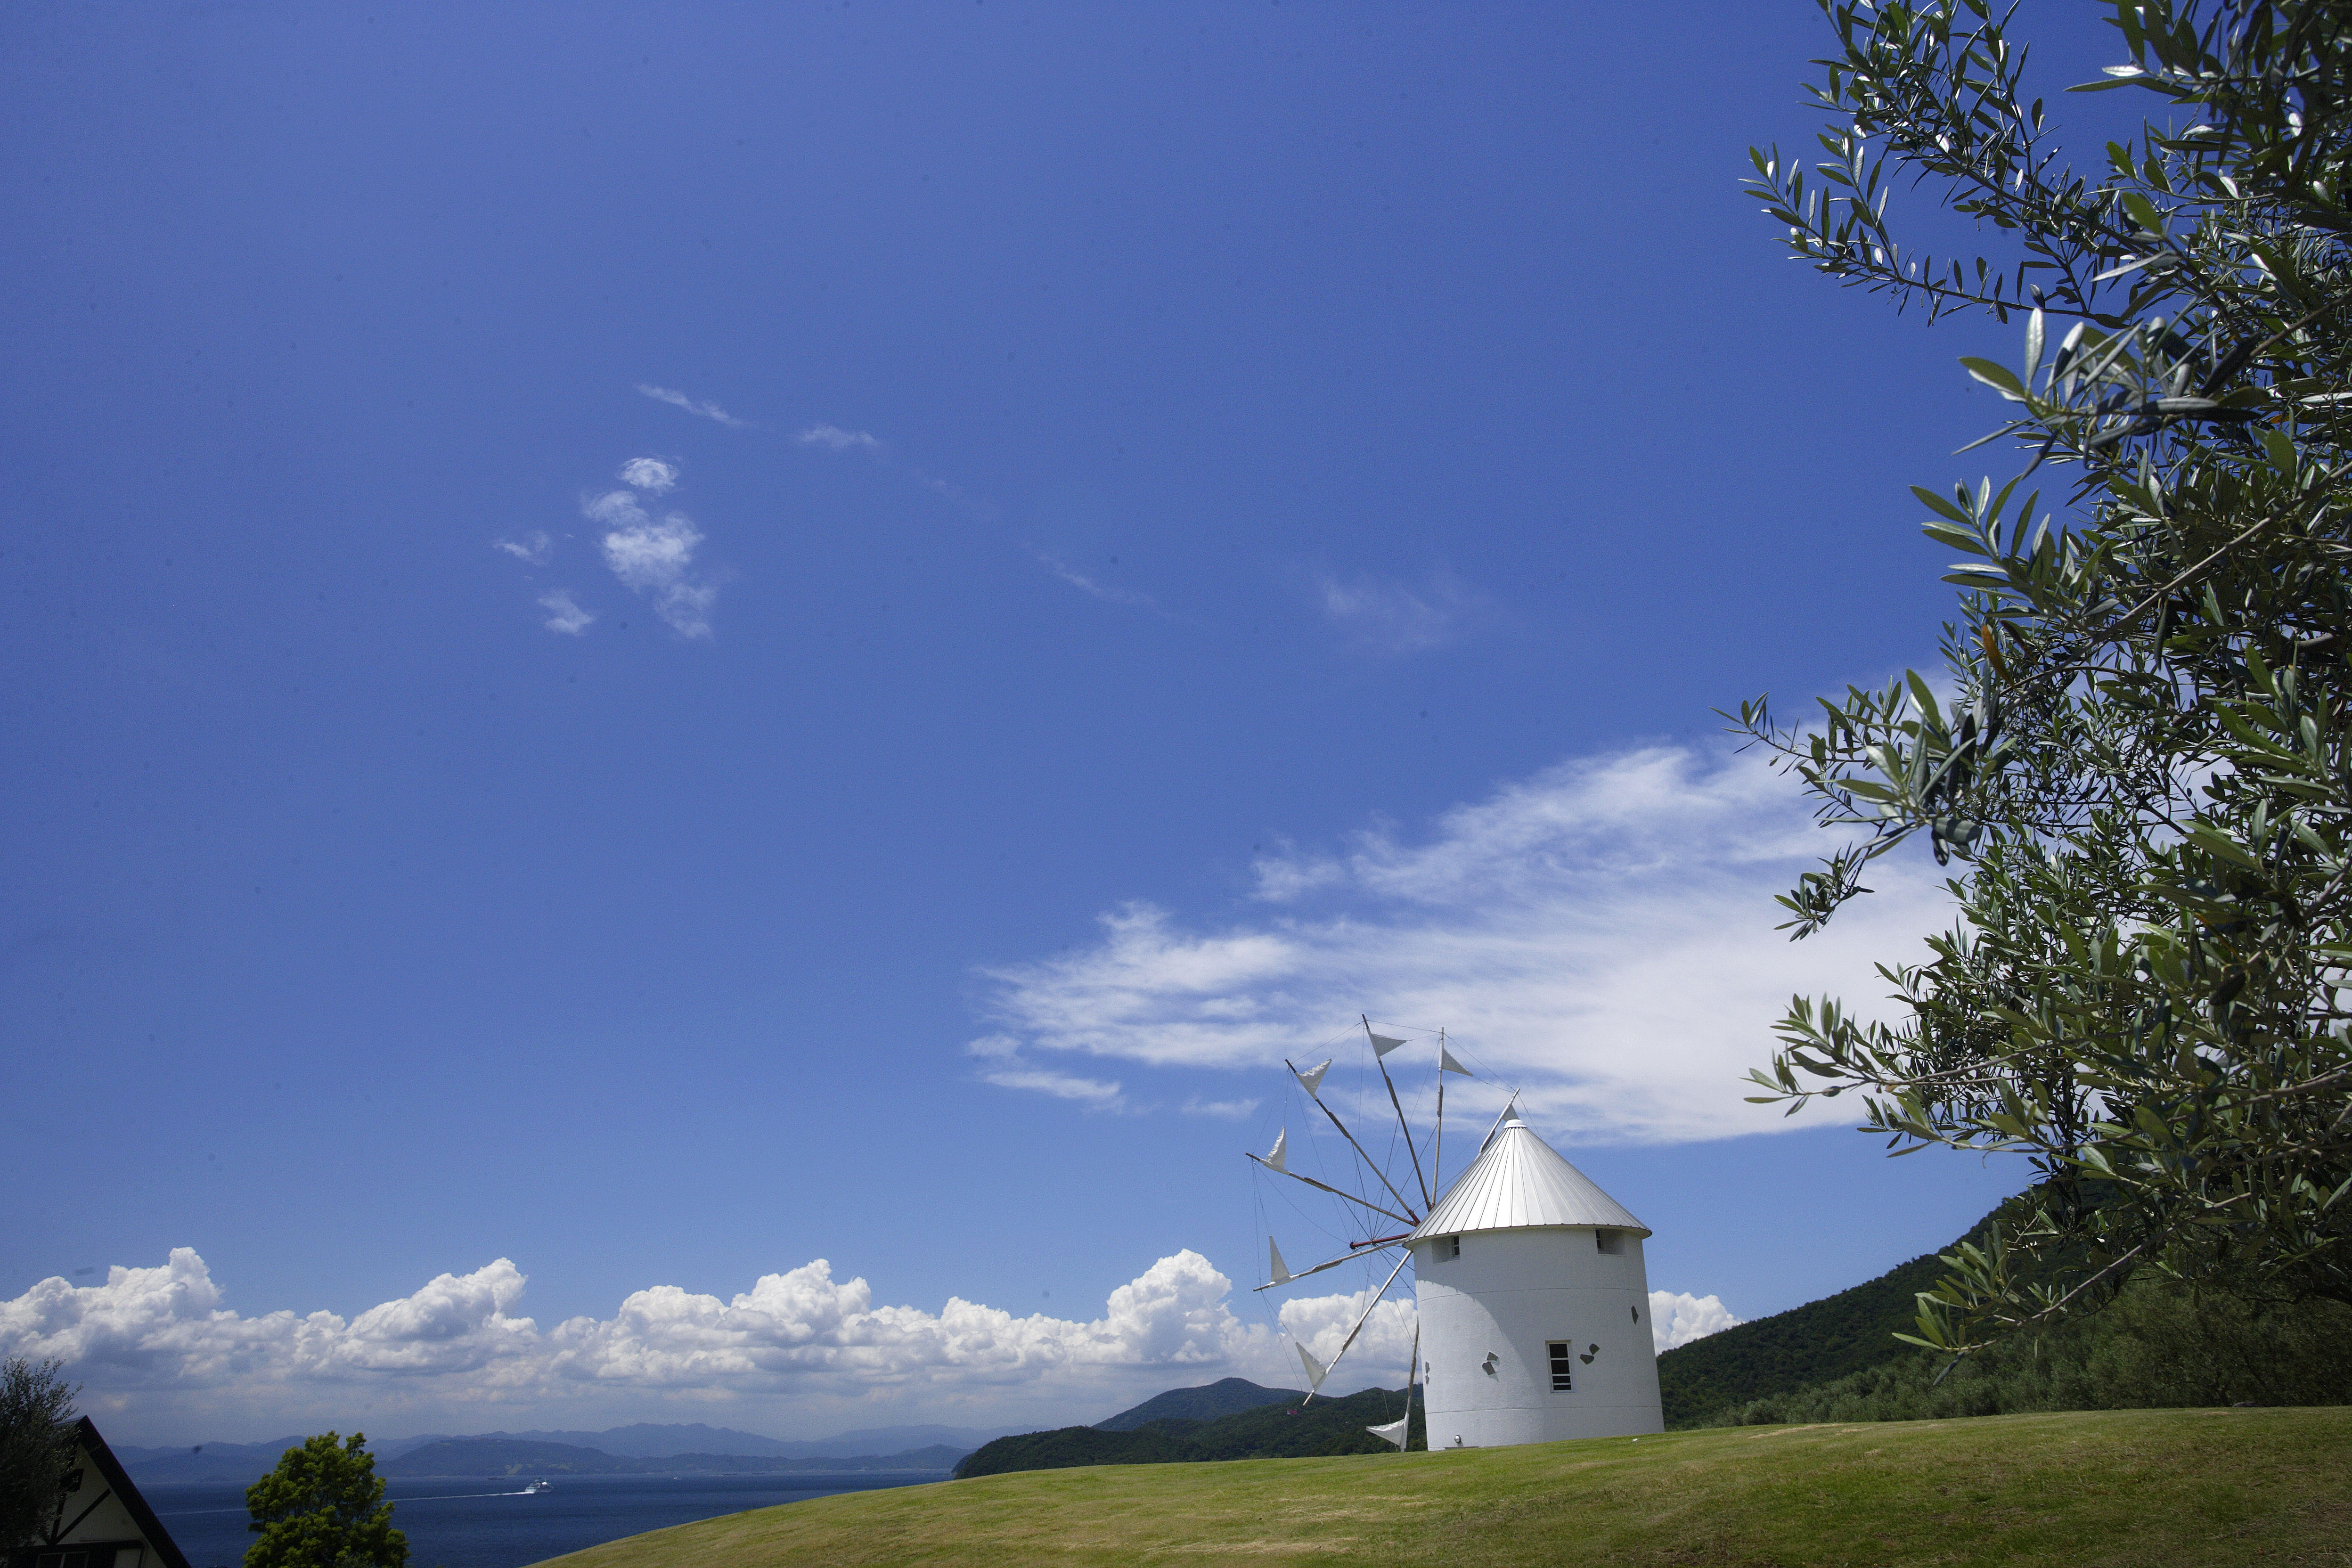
<box><xmin>245</xmin><ymin>1433</ymin><xmax>408</xmax><ymax>1568</ymax></box>
<box><xmin>0</xmin><ymin>1357</ymin><xmax>79</xmax><ymax>1551</ymax></box>
<box><xmin>1733</xmin><ymin>0</ymin><xmax>2352</xmax><ymax>1355</ymax></box>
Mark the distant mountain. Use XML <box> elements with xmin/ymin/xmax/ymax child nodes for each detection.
<box><xmin>1655</xmin><ymin>1202</ymin><xmax>2010</xmax><ymax>1428</ymax></box>
<box><xmin>380</xmin><ymin>1437</ymin><xmax>971</xmax><ymax>1478</ymax></box>
<box><xmin>956</xmin><ymin>1387</ymin><xmax>1422</xmax><ymax>1478</ymax></box>
<box><xmin>113</xmin><ymin>1437</ymin><xmax>313</xmax><ymax>1486</ymax></box>
<box><xmin>1095</xmin><ymin>1379</ymin><xmax>1295</xmax><ymax>1431</ymax></box>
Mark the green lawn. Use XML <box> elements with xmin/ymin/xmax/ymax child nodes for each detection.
<box><xmin>531</xmin><ymin>1407</ymin><xmax>2352</xmax><ymax>1567</ymax></box>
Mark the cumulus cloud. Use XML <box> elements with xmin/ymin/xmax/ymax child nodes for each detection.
<box><xmin>1317</xmin><ymin>571</ymin><xmax>1476</xmax><ymax>653</ymax></box>
<box><xmin>1648</xmin><ymin>1290</ymin><xmax>1741</xmax><ymax>1352</ymax></box>
<box><xmin>493</xmin><ymin>531</ymin><xmax>552</xmax><ymax>566</ymax></box>
<box><xmin>538</xmin><ymin>590</ymin><xmax>594</xmax><ymax>636</ymax></box>
<box><xmin>796</xmin><ymin>424</ymin><xmax>885</xmax><ymax>454</ymax></box>
<box><xmin>637</xmin><ymin>384</ymin><xmax>750</xmax><ymax>429</ymax></box>
<box><xmin>0</xmin><ymin>1248</ymin><xmax>1407</xmax><ymax>1442</ymax></box>
<box><xmin>971</xmin><ymin>744</ymin><xmax>1952</xmax><ymax>1143</ymax></box>
<box><xmin>586</xmin><ymin>467</ymin><xmax>720</xmax><ymax>638</ymax></box>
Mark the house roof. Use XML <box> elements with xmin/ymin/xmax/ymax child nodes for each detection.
<box><xmin>68</xmin><ymin>1417</ymin><xmax>196</xmax><ymax>1568</ymax></box>
<box><xmin>1410</xmin><ymin>1107</ymin><xmax>1650</xmax><ymax>1240</ymax></box>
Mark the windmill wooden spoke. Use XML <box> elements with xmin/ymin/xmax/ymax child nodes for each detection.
<box><xmin>1253</xmin><ymin>1236</ymin><xmax>1405</xmax><ymax>1292</ymax></box>
<box><xmin>1298</xmin><ymin>1246</ymin><xmax>1412</xmax><ymax>1405</ymax></box>
<box><xmin>1245</xmin><ymin>1154</ymin><xmax>1415</xmax><ymax>1228</ymax></box>
<box><xmin>1364</xmin><ymin>1017</ymin><xmax>1433</xmax><ymax>1211</ymax></box>
<box><xmin>1284</xmin><ymin>1056</ymin><xmax>1423</xmax><ymax>1222</ymax></box>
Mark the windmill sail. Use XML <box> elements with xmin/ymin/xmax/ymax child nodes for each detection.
<box><xmin>1268</xmin><ymin>1237</ymin><xmax>1293</xmax><ymax>1286</ymax></box>
<box><xmin>1368</xmin><ymin>1032</ymin><xmax>1406</xmax><ymax>1057</ymax></box>
<box><xmin>1293</xmin><ymin>1058</ymin><xmax>1332</xmax><ymax>1097</ymax></box>
<box><xmin>1440</xmin><ymin>1046</ymin><xmax>1472</xmax><ymax>1076</ymax></box>
<box><xmin>1264</xmin><ymin>1128</ymin><xmax>1287</xmax><ymax>1172</ymax></box>
<box><xmin>1367</xmin><ymin>1410</ymin><xmax>1410</xmax><ymax>1449</ymax></box>
<box><xmin>1297</xmin><ymin>1343</ymin><xmax>1330</xmax><ymax>1390</ymax></box>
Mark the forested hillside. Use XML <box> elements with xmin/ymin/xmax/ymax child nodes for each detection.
<box><xmin>955</xmin><ymin>1387</ymin><xmax>1422</xmax><ymax>1477</ymax></box>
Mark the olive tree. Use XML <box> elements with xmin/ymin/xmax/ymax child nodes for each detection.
<box><xmin>0</xmin><ymin>1357</ymin><xmax>78</xmax><ymax>1552</ymax></box>
<box><xmin>245</xmin><ymin>1433</ymin><xmax>408</xmax><ymax>1568</ymax></box>
<box><xmin>1733</xmin><ymin>0</ymin><xmax>2352</xmax><ymax>1353</ymax></box>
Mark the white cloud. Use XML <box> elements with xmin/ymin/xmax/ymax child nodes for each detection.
<box><xmin>618</xmin><ymin>458</ymin><xmax>678</xmax><ymax>493</ymax></box>
<box><xmin>1649</xmin><ymin>1290</ymin><xmax>1741</xmax><ymax>1352</ymax></box>
<box><xmin>538</xmin><ymin>590</ymin><xmax>594</xmax><ymax>636</ymax></box>
<box><xmin>972</xmin><ymin>744</ymin><xmax>1952</xmax><ymax>1143</ymax></box>
<box><xmin>967</xmin><ymin>1033</ymin><xmax>1126</xmax><ymax>1111</ymax></box>
<box><xmin>1</xmin><ymin>1248</ymin><xmax>1365</xmax><ymax>1443</ymax></box>
<box><xmin>796</xmin><ymin>424</ymin><xmax>885</xmax><ymax>454</ymax></box>
<box><xmin>493</xmin><ymin>531</ymin><xmax>552</xmax><ymax>566</ymax></box>
<box><xmin>637</xmin><ymin>385</ymin><xmax>749</xmax><ymax>429</ymax></box>
<box><xmin>1031</xmin><ymin>550</ymin><xmax>1156</xmax><ymax>608</ymax></box>
<box><xmin>585</xmin><ymin>482</ymin><xmax>719</xmax><ymax>638</ymax></box>
<box><xmin>1317</xmin><ymin>571</ymin><xmax>1475</xmax><ymax>653</ymax></box>
<box><xmin>1179</xmin><ymin>1096</ymin><xmax>1260</xmax><ymax>1120</ymax></box>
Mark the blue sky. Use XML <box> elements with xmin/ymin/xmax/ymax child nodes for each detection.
<box><xmin>1</xmin><ymin>2</ymin><xmax>2123</xmax><ymax>1443</ymax></box>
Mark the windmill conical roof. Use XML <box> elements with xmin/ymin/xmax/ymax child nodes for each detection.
<box><xmin>1410</xmin><ymin>1110</ymin><xmax>1650</xmax><ymax>1239</ymax></box>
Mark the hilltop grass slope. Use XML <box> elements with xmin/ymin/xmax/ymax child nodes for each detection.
<box><xmin>532</xmin><ymin>1406</ymin><xmax>2349</xmax><ymax>1568</ymax></box>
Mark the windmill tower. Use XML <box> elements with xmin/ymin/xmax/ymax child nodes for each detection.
<box><xmin>1250</xmin><ymin>1025</ymin><xmax>1663</xmax><ymax>1451</ymax></box>
<box><xmin>1408</xmin><ymin>1104</ymin><xmax>1664</xmax><ymax>1447</ymax></box>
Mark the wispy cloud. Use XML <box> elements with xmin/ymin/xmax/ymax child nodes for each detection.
<box><xmin>538</xmin><ymin>590</ymin><xmax>594</xmax><ymax>636</ymax></box>
<box><xmin>796</xmin><ymin>424</ymin><xmax>886</xmax><ymax>454</ymax></box>
<box><xmin>1179</xmin><ymin>1096</ymin><xmax>1260</xmax><ymax>1120</ymax></box>
<box><xmin>1316</xmin><ymin>570</ymin><xmax>1476</xmax><ymax>653</ymax></box>
<box><xmin>586</xmin><ymin>457</ymin><xmax>720</xmax><ymax>638</ymax></box>
<box><xmin>970</xmin><ymin>744</ymin><xmax>1952</xmax><ymax>1144</ymax></box>
<box><xmin>967</xmin><ymin>1033</ymin><xmax>1126</xmax><ymax>1111</ymax></box>
<box><xmin>637</xmin><ymin>384</ymin><xmax>750</xmax><ymax>429</ymax></box>
<box><xmin>1030</xmin><ymin>550</ymin><xmax>1157</xmax><ymax>608</ymax></box>
<box><xmin>493</xmin><ymin>531</ymin><xmax>552</xmax><ymax>566</ymax></box>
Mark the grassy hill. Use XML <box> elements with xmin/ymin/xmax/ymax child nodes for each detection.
<box><xmin>531</xmin><ymin>1406</ymin><xmax>2350</xmax><ymax>1567</ymax></box>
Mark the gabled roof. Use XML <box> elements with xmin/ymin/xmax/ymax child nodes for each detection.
<box><xmin>1410</xmin><ymin>1108</ymin><xmax>1649</xmax><ymax>1240</ymax></box>
<box><xmin>67</xmin><ymin>1417</ymin><xmax>196</xmax><ymax>1568</ymax></box>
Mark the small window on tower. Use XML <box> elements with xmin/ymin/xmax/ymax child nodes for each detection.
<box><xmin>1595</xmin><ymin>1229</ymin><xmax>1624</xmax><ymax>1255</ymax></box>
<box><xmin>1438</xmin><ymin>1235</ymin><xmax>1461</xmax><ymax>1261</ymax></box>
<box><xmin>1547</xmin><ymin>1340</ymin><xmax>1574</xmax><ymax>1391</ymax></box>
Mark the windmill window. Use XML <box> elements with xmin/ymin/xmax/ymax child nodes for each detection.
<box><xmin>1595</xmin><ymin>1229</ymin><xmax>1624</xmax><ymax>1255</ymax></box>
<box><xmin>1436</xmin><ymin>1235</ymin><xmax>1460</xmax><ymax>1261</ymax></box>
<box><xmin>1546</xmin><ymin>1341</ymin><xmax>1574</xmax><ymax>1392</ymax></box>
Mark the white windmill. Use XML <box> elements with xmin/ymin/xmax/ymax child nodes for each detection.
<box><xmin>1249</xmin><ymin>1021</ymin><xmax>1665</xmax><ymax>1450</ymax></box>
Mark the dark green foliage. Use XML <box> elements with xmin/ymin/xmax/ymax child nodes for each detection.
<box><xmin>1093</xmin><ymin>1378</ymin><xmax>1294</xmax><ymax>1431</ymax></box>
<box><xmin>1699</xmin><ymin>1277</ymin><xmax>2352</xmax><ymax>1426</ymax></box>
<box><xmin>1657</xmin><ymin>1239</ymin><xmax>1959</xmax><ymax>1427</ymax></box>
<box><xmin>0</xmin><ymin>1358</ymin><xmax>78</xmax><ymax>1550</ymax></box>
<box><xmin>243</xmin><ymin>1432</ymin><xmax>407</xmax><ymax>1568</ymax></box>
<box><xmin>953</xmin><ymin>1386</ymin><xmax>1422</xmax><ymax>1478</ymax></box>
<box><xmin>1734</xmin><ymin>0</ymin><xmax>2352</xmax><ymax>1352</ymax></box>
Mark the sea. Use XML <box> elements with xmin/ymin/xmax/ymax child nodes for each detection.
<box><xmin>147</xmin><ymin>1470</ymin><xmax>954</xmax><ymax>1568</ymax></box>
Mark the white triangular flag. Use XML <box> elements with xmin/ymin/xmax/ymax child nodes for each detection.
<box><xmin>1265</xmin><ymin>1127</ymin><xmax>1287</xmax><ymax>1172</ymax></box>
<box><xmin>1297</xmin><ymin>1343</ymin><xmax>1329</xmax><ymax>1389</ymax></box>
<box><xmin>1369</xmin><ymin>1032</ymin><xmax>1406</xmax><ymax>1058</ymax></box>
<box><xmin>1268</xmin><ymin>1237</ymin><xmax>1293</xmax><ymax>1287</ymax></box>
<box><xmin>1440</xmin><ymin>1047</ymin><xmax>1472</xmax><ymax>1076</ymax></box>
<box><xmin>1366</xmin><ymin>1413</ymin><xmax>1410</xmax><ymax>1449</ymax></box>
<box><xmin>1294</xmin><ymin>1058</ymin><xmax>1332</xmax><ymax>1097</ymax></box>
